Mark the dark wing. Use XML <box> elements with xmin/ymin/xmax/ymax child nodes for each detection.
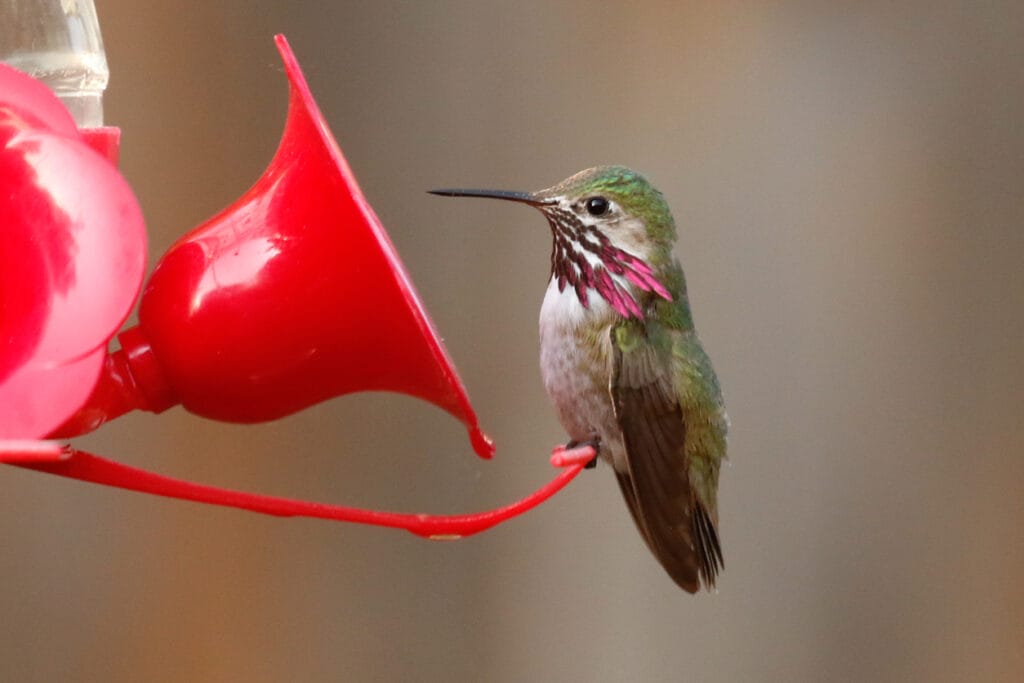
<box><xmin>609</xmin><ymin>324</ymin><xmax>722</xmax><ymax>593</ymax></box>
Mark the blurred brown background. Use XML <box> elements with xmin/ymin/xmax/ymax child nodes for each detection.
<box><xmin>2</xmin><ymin>1</ymin><xmax>1023</xmax><ymax>681</ymax></box>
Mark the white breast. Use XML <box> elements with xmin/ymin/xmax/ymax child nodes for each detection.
<box><xmin>537</xmin><ymin>278</ymin><xmax>625</xmax><ymax>468</ymax></box>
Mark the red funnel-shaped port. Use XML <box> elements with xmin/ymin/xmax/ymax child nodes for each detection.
<box><xmin>1</xmin><ymin>37</ymin><xmax>587</xmax><ymax>538</ymax></box>
<box><xmin>0</xmin><ymin>65</ymin><xmax>146</xmax><ymax>438</ymax></box>
<box><xmin>135</xmin><ymin>36</ymin><xmax>492</xmax><ymax>456</ymax></box>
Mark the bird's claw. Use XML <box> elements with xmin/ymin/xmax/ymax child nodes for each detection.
<box><xmin>550</xmin><ymin>439</ymin><xmax>600</xmax><ymax>469</ymax></box>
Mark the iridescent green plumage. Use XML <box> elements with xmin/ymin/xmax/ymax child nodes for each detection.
<box><xmin>433</xmin><ymin>166</ymin><xmax>727</xmax><ymax>592</ymax></box>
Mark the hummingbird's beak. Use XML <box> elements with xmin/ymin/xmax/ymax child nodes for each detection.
<box><xmin>428</xmin><ymin>188</ymin><xmax>554</xmax><ymax>206</ymax></box>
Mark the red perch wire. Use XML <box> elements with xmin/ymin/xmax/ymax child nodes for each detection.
<box><xmin>0</xmin><ymin>444</ymin><xmax>595</xmax><ymax>539</ymax></box>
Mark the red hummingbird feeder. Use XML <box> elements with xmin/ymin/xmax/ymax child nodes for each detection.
<box><xmin>0</xmin><ymin>34</ymin><xmax>589</xmax><ymax>538</ymax></box>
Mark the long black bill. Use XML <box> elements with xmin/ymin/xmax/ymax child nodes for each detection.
<box><xmin>428</xmin><ymin>188</ymin><xmax>553</xmax><ymax>206</ymax></box>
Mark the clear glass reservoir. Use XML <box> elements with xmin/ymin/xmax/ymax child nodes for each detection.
<box><xmin>0</xmin><ymin>0</ymin><xmax>109</xmax><ymax>127</ymax></box>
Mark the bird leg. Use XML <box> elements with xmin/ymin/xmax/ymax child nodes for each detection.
<box><xmin>550</xmin><ymin>438</ymin><xmax>600</xmax><ymax>469</ymax></box>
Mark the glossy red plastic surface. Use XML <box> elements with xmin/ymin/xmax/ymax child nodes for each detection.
<box><xmin>0</xmin><ymin>440</ymin><xmax>65</xmax><ymax>463</ymax></box>
<box><xmin>0</xmin><ymin>64</ymin><xmax>79</xmax><ymax>136</ymax></box>
<box><xmin>135</xmin><ymin>36</ymin><xmax>492</xmax><ymax>456</ymax></box>
<box><xmin>15</xmin><ymin>446</ymin><xmax>588</xmax><ymax>539</ymax></box>
<box><xmin>79</xmin><ymin>127</ymin><xmax>122</xmax><ymax>165</ymax></box>
<box><xmin>0</xmin><ymin>64</ymin><xmax>146</xmax><ymax>438</ymax></box>
<box><xmin>1</xmin><ymin>36</ymin><xmax>591</xmax><ymax>537</ymax></box>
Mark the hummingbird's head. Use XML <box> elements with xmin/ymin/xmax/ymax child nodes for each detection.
<box><xmin>431</xmin><ymin>165</ymin><xmax>676</xmax><ymax>319</ymax></box>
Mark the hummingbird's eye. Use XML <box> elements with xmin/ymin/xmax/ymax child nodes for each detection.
<box><xmin>585</xmin><ymin>196</ymin><xmax>610</xmax><ymax>216</ymax></box>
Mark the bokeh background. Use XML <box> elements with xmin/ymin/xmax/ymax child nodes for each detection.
<box><xmin>2</xmin><ymin>1</ymin><xmax>1023</xmax><ymax>681</ymax></box>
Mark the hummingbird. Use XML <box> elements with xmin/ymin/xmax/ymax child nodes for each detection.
<box><xmin>431</xmin><ymin>166</ymin><xmax>727</xmax><ymax>593</ymax></box>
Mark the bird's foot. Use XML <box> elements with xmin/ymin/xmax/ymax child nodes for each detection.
<box><xmin>567</xmin><ymin>439</ymin><xmax>601</xmax><ymax>469</ymax></box>
<box><xmin>550</xmin><ymin>439</ymin><xmax>600</xmax><ymax>469</ymax></box>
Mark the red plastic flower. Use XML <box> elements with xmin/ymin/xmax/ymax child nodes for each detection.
<box><xmin>0</xmin><ymin>64</ymin><xmax>146</xmax><ymax>439</ymax></box>
<box><xmin>0</xmin><ymin>37</ymin><xmax>585</xmax><ymax>538</ymax></box>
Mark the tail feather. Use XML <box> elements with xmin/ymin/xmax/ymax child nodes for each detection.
<box><xmin>614</xmin><ymin>470</ymin><xmax>720</xmax><ymax>593</ymax></box>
